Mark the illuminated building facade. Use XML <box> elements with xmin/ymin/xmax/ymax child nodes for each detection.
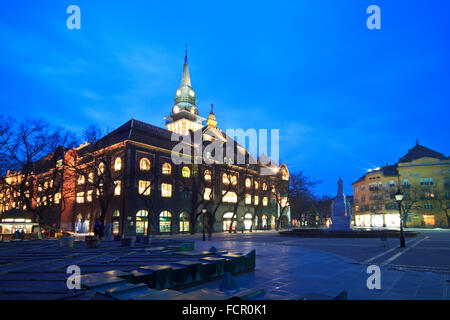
<box><xmin>352</xmin><ymin>141</ymin><xmax>450</xmax><ymax>228</ymax></box>
<box><xmin>0</xmin><ymin>53</ymin><xmax>290</xmax><ymax>236</ymax></box>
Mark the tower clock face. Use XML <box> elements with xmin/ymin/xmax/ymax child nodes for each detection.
<box><xmin>173</xmin><ymin>105</ymin><xmax>180</xmax><ymax>113</ymax></box>
<box><xmin>176</xmin><ymin>90</ymin><xmax>181</xmax><ymax>96</ymax></box>
<box><xmin>189</xmin><ymin>89</ymin><xmax>195</xmax><ymax>97</ymax></box>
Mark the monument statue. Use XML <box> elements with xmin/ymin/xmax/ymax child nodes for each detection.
<box><xmin>329</xmin><ymin>177</ymin><xmax>351</xmax><ymax>231</ymax></box>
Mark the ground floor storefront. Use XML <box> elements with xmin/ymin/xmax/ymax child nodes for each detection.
<box><xmin>354</xmin><ymin>211</ymin><xmax>448</xmax><ymax>228</ymax></box>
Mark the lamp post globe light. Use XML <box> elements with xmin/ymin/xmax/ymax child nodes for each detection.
<box><xmin>202</xmin><ymin>208</ymin><xmax>206</xmax><ymax>241</ymax></box>
<box><xmin>395</xmin><ymin>188</ymin><xmax>406</xmax><ymax>248</ymax></box>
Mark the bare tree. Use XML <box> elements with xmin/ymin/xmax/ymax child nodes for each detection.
<box><xmin>64</xmin><ymin>126</ymin><xmax>125</xmax><ymax>239</ymax></box>
<box><xmin>428</xmin><ymin>178</ymin><xmax>449</xmax><ymax>228</ymax></box>
<box><xmin>273</xmin><ymin>171</ymin><xmax>319</xmax><ymax>230</ymax></box>
<box><xmin>83</xmin><ymin>125</ymin><xmax>104</xmax><ymax>145</ymax></box>
<box><xmin>0</xmin><ymin>116</ymin><xmax>79</xmax><ymax>238</ymax></box>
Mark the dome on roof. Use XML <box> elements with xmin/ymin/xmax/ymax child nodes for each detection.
<box><xmin>207</xmin><ymin>104</ymin><xmax>217</xmax><ymax>127</ymax></box>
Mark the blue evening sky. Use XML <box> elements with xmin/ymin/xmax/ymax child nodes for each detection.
<box><xmin>0</xmin><ymin>1</ymin><xmax>449</xmax><ymax>196</ymax></box>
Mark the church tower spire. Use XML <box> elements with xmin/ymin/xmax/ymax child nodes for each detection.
<box><xmin>181</xmin><ymin>45</ymin><xmax>191</xmax><ymax>87</ymax></box>
<box><xmin>165</xmin><ymin>47</ymin><xmax>205</xmax><ymax>135</ymax></box>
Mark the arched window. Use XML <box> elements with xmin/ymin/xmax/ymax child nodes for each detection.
<box><xmin>245</xmin><ymin>178</ymin><xmax>251</xmax><ymax>188</ymax></box>
<box><xmin>160</xmin><ymin>211</ymin><xmax>172</xmax><ymax>233</ymax></box>
<box><xmin>84</xmin><ymin>213</ymin><xmax>91</xmax><ymax>233</ymax></box>
<box><xmin>222</xmin><ymin>212</ymin><xmax>236</xmax><ymax>232</ymax></box>
<box><xmin>182</xmin><ymin>166</ymin><xmax>191</xmax><ymax>178</ymax></box>
<box><xmin>98</xmin><ymin>162</ymin><xmax>105</xmax><ymax>175</ymax></box>
<box><xmin>77</xmin><ymin>175</ymin><xmax>85</xmax><ymax>185</ymax></box>
<box><xmin>261</xmin><ymin>214</ymin><xmax>268</xmax><ymax>229</ymax></box>
<box><xmin>136</xmin><ymin>210</ymin><xmax>149</xmax><ymax>234</ymax></box>
<box><xmin>140</xmin><ymin>158</ymin><xmax>150</xmax><ymax>171</ymax></box>
<box><xmin>222</xmin><ymin>173</ymin><xmax>229</xmax><ymax>185</ymax></box>
<box><xmin>75</xmin><ymin>214</ymin><xmax>83</xmax><ymax>233</ymax></box>
<box><xmin>244</xmin><ymin>213</ymin><xmax>253</xmax><ymax>230</ymax></box>
<box><xmin>281</xmin><ymin>169</ymin><xmax>289</xmax><ymax>181</ymax></box>
<box><xmin>114</xmin><ymin>157</ymin><xmax>122</xmax><ymax>171</ymax></box>
<box><xmin>204</xmin><ymin>170</ymin><xmax>211</xmax><ymax>181</ymax></box>
<box><xmin>179</xmin><ymin>212</ymin><xmax>190</xmax><ymax>232</ymax></box>
<box><xmin>271</xmin><ymin>215</ymin><xmax>276</xmax><ymax>230</ymax></box>
<box><xmin>112</xmin><ymin>209</ymin><xmax>120</xmax><ymax>235</ymax></box>
<box><xmin>162</xmin><ymin>163</ymin><xmax>172</xmax><ymax>175</ymax></box>
<box><xmin>262</xmin><ymin>182</ymin><xmax>268</xmax><ymax>191</ymax></box>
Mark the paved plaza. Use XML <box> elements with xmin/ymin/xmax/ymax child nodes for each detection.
<box><xmin>168</xmin><ymin>229</ymin><xmax>450</xmax><ymax>299</ymax></box>
<box><xmin>0</xmin><ymin>229</ymin><xmax>448</xmax><ymax>300</ymax></box>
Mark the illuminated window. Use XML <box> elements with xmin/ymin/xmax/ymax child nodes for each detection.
<box><xmin>77</xmin><ymin>175</ymin><xmax>85</xmax><ymax>185</ymax></box>
<box><xmin>162</xmin><ymin>163</ymin><xmax>172</xmax><ymax>175</ymax></box>
<box><xmin>223</xmin><ymin>174</ymin><xmax>237</xmax><ymax>185</ymax></box>
<box><xmin>204</xmin><ymin>187</ymin><xmax>212</xmax><ymax>200</ymax></box>
<box><xmin>222</xmin><ymin>191</ymin><xmax>237</xmax><ymax>203</ymax></box>
<box><xmin>140</xmin><ymin>158</ymin><xmax>150</xmax><ymax>171</ymax></box>
<box><xmin>54</xmin><ymin>193</ymin><xmax>61</xmax><ymax>204</ymax></box>
<box><xmin>254</xmin><ymin>181</ymin><xmax>259</xmax><ymax>190</ymax></box>
<box><xmin>139</xmin><ymin>180</ymin><xmax>151</xmax><ymax>195</ymax></box>
<box><xmin>204</xmin><ymin>170</ymin><xmax>211</xmax><ymax>181</ymax></box>
<box><xmin>76</xmin><ymin>192</ymin><xmax>84</xmax><ymax>204</ymax></box>
<box><xmin>160</xmin><ymin>211</ymin><xmax>172</xmax><ymax>233</ymax></box>
<box><xmin>261</xmin><ymin>214</ymin><xmax>268</xmax><ymax>228</ymax></box>
<box><xmin>98</xmin><ymin>162</ymin><xmax>105</xmax><ymax>175</ymax></box>
<box><xmin>114</xmin><ymin>181</ymin><xmax>121</xmax><ymax>196</ymax></box>
<box><xmin>262</xmin><ymin>182</ymin><xmax>268</xmax><ymax>191</ymax></box>
<box><xmin>86</xmin><ymin>190</ymin><xmax>93</xmax><ymax>202</ymax></box>
<box><xmin>254</xmin><ymin>196</ymin><xmax>259</xmax><ymax>205</ymax></box>
<box><xmin>182</xmin><ymin>166</ymin><xmax>191</xmax><ymax>178</ymax></box>
<box><xmin>88</xmin><ymin>172</ymin><xmax>94</xmax><ymax>183</ymax></box>
<box><xmin>136</xmin><ymin>210</ymin><xmax>148</xmax><ymax>234</ymax></box>
<box><xmin>245</xmin><ymin>178</ymin><xmax>251</xmax><ymax>188</ymax></box>
<box><xmin>245</xmin><ymin>194</ymin><xmax>252</xmax><ymax>204</ymax></box>
<box><xmin>281</xmin><ymin>197</ymin><xmax>288</xmax><ymax>207</ymax></box>
<box><xmin>222</xmin><ymin>212</ymin><xmax>236</xmax><ymax>232</ymax></box>
<box><xmin>114</xmin><ymin>157</ymin><xmax>122</xmax><ymax>171</ymax></box>
<box><xmin>263</xmin><ymin>197</ymin><xmax>268</xmax><ymax>206</ymax></box>
<box><xmin>281</xmin><ymin>169</ymin><xmax>289</xmax><ymax>181</ymax></box>
<box><xmin>179</xmin><ymin>212</ymin><xmax>190</xmax><ymax>232</ymax></box>
<box><xmin>161</xmin><ymin>183</ymin><xmax>172</xmax><ymax>198</ymax></box>
<box><xmin>423</xmin><ymin>215</ymin><xmax>435</xmax><ymax>225</ymax></box>
<box><xmin>112</xmin><ymin>210</ymin><xmax>120</xmax><ymax>235</ymax></box>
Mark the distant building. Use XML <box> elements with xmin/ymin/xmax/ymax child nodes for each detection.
<box><xmin>352</xmin><ymin>141</ymin><xmax>450</xmax><ymax>228</ymax></box>
<box><xmin>0</xmin><ymin>52</ymin><xmax>290</xmax><ymax>236</ymax></box>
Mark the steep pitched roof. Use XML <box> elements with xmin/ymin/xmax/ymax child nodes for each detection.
<box><xmin>398</xmin><ymin>143</ymin><xmax>447</xmax><ymax>163</ymax></box>
<box><xmin>77</xmin><ymin>119</ymin><xmax>176</xmax><ymax>155</ymax></box>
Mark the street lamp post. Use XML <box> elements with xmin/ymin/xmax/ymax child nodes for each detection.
<box><xmin>395</xmin><ymin>188</ymin><xmax>406</xmax><ymax>248</ymax></box>
<box><xmin>202</xmin><ymin>208</ymin><xmax>206</xmax><ymax>241</ymax></box>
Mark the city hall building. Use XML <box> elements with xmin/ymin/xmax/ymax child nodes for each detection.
<box><xmin>352</xmin><ymin>141</ymin><xmax>450</xmax><ymax>228</ymax></box>
<box><xmin>0</xmin><ymin>53</ymin><xmax>290</xmax><ymax>236</ymax></box>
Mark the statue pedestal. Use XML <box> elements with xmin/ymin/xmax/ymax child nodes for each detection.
<box><xmin>329</xmin><ymin>216</ymin><xmax>351</xmax><ymax>231</ymax></box>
